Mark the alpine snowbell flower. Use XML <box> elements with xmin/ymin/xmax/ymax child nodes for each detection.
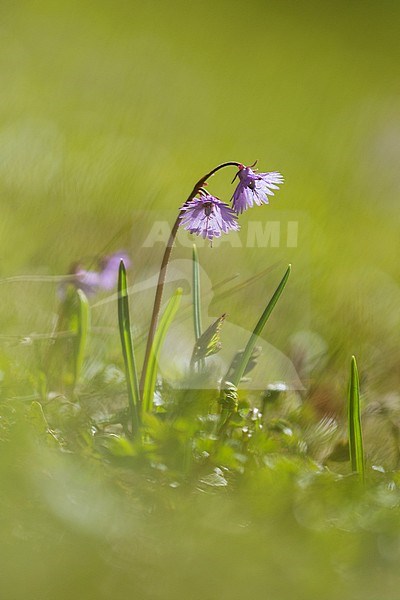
<box><xmin>60</xmin><ymin>252</ymin><xmax>131</xmax><ymax>298</ymax></box>
<box><xmin>179</xmin><ymin>193</ymin><xmax>239</xmax><ymax>241</ymax></box>
<box><xmin>75</xmin><ymin>252</ymin><xmax>131</xmax><ymax>294</ymax></box>
<box><xmin>232</xmin><ymin>164</ymin><xmax>284</xmax><ymax>214</ymax></box>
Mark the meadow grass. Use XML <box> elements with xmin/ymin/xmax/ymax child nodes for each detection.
<box><xmin>1</xmin><ymin>1</ymin><xmax>400</xmax><ymax>599</ymax></box>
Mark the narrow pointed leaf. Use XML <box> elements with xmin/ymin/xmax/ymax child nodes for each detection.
<box><xmin>348</xmin><ymin>355</ymin><xmax>364</xmax><ymax>481</ymax></box>
<box><xmin>227</xmin><ymin>265</ymin><xmax>291</xmax><ymax>388</ymax></box>
<box><xmin>224</xmin><ymin>345</ymin><xmax>262</xmax><ymax>382</ymax></box>
<box><xmin>74</xmin><ymin>288</ymin><xmax>90</xmax><ymax>387</ymax></box>
<box><xmin>118</xmin><ymin>260</ymin><xmax>140</xmax><ymax>437</ymax></box>
<box><xmin>142</xmin><ymin>288</ymin><xmax>182</xmax><ymax>415</ymax></box>
<box><xmin>192</xmin><ymin>243</ymin><xmax>203</xmax><ymax>341</ymax></box>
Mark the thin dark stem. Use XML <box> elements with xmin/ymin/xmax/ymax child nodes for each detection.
<box><xmin>139</xmin><ymin>160</ymin><xmax>241</xmax><ymax>396</ymax></box>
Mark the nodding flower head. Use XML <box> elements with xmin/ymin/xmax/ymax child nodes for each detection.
<box><xmin>179</xmin><ymin>193</ymin><xmax>239</xmax><ymax>241</ymax></box>
<box><xmin>232</xmin><ymin>164</ymin><xmax>284</xmax><ymax>214</ymax></box>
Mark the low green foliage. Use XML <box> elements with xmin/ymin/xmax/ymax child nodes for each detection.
<box><xmin>74</xmin><ymin>288</ymin><xmax>90</xmax><ymax>388</ymax></box>
<box><xmin>117</xmin><ymin>260</ymin><xmax>140</xmax><ymax>436</ymax></box>
<box><xmin>348</xmin><ymin>355</ymin><xmax>365</xmax><ymax>481</ymax></box>
<box><xmin>141</xmin><ymin>287</ymin><xmax>183</xmax><ymax>415</ymax></box>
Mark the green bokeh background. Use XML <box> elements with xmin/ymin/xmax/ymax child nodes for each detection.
<box><xmin>1</xmin><ymin>0</ymin><xmax>399</xmax><ymax>391</ymax></box>
<box><xmin>1</xmin><ymin>2</ymin><xmax>400</xmax><ymax>598</ymax></box>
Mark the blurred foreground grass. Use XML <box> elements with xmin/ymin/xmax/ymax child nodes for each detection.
<box><xmin>1</xmin><ymin>1</ymin><xmax>400</xmax><ymax>598</ymax></box>
<box><xmin>2</xmin><ymin>399</ymin><xmax>400</xmax><ymax>600</ymax></box>
<box><xmin>1</xmin><ymin>0</ymin><xmax>399</xmax><ymax>376</ymax></box>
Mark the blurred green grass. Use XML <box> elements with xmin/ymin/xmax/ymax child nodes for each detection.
<box><xmin>1</xmin><ymin>0</ymin><xmax>399</xmax><ymax>392</ymax></box>
<box><xmin>2</xmin><ymin>402</ymin><xmax>400</xmax><ymax>600</ymax></box>
<box><xmin>1</xmin><ymin>3</ymin><xmax>400</xmax><ymax>597</ymax></box>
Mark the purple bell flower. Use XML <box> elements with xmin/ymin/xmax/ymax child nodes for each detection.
<box><xmin>60</xmin><ymin>252</ymin><xmax>131</xmax><ymax>299</ymax></box>
<box><xmin>179</xmin><ymin>193</ymin><xmax>239</xmax><ymax>241</ymax></box>
<box><xmin>232</xmin><ymin>164</ymin><xmax>284</xmax><ymax>214</ymax></box>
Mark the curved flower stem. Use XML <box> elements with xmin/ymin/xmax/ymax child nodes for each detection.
<box><xmin>139</xmin><ymin>160</ymin><xmax>240</xmax><ymax>397</ymax></box>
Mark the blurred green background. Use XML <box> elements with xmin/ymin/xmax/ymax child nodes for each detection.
<box><xmin>1</xmin><ymin>1</ymin><xmax>400</xmax><ymax>598</ymax></box>
<box><xmin>1</xmin><ymin>0</ymin><xmax>399</xmax><ymax>393</ymax></box>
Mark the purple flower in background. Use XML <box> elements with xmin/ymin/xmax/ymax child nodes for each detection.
<box><xmin>60</xmin><ymin>252</ymin><xmax>131</xmax><ymax>298</ymax></box>
<box><xmin>232</xmin><ymin>164</ymin><xmax>284</xmax><ymax>214</ymax></box>
<box><xmin>179</xmin><ymin>193</ymin><xmax>239</xmax><ymax>241</ymax></box>
<box><xmin>96</xmin><ymin>253</ymin><xmax>131</xmax><ymax>289</ymax></box>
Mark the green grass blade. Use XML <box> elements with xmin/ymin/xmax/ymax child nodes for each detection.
<box><xmin>74</xmin><ymin>288</ymin><xmax>90</xmax><ymax>387</ymax></box>
<box><xmin>118</xmin><ymin>260</ymin><xmax>140</xmax><ymax>437</ymax></box>
<box><xmin>142</xmin><ymin>288</ymin><xmax>182</xmax><ymax>415</ymax></box>
<box><xmin>348</xmin><ymin>355</ymin><xmax>365</xmax><ymax>481</ymax></box>
<box><xmin>228</xmin><ymin>264</ymin><xmax>291</xmax><ymax>388</ymax></box>
<box><xmin>192</xmin><ymin>243</ymin><xmax>202</xmax><ymax>341</ymax></box>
